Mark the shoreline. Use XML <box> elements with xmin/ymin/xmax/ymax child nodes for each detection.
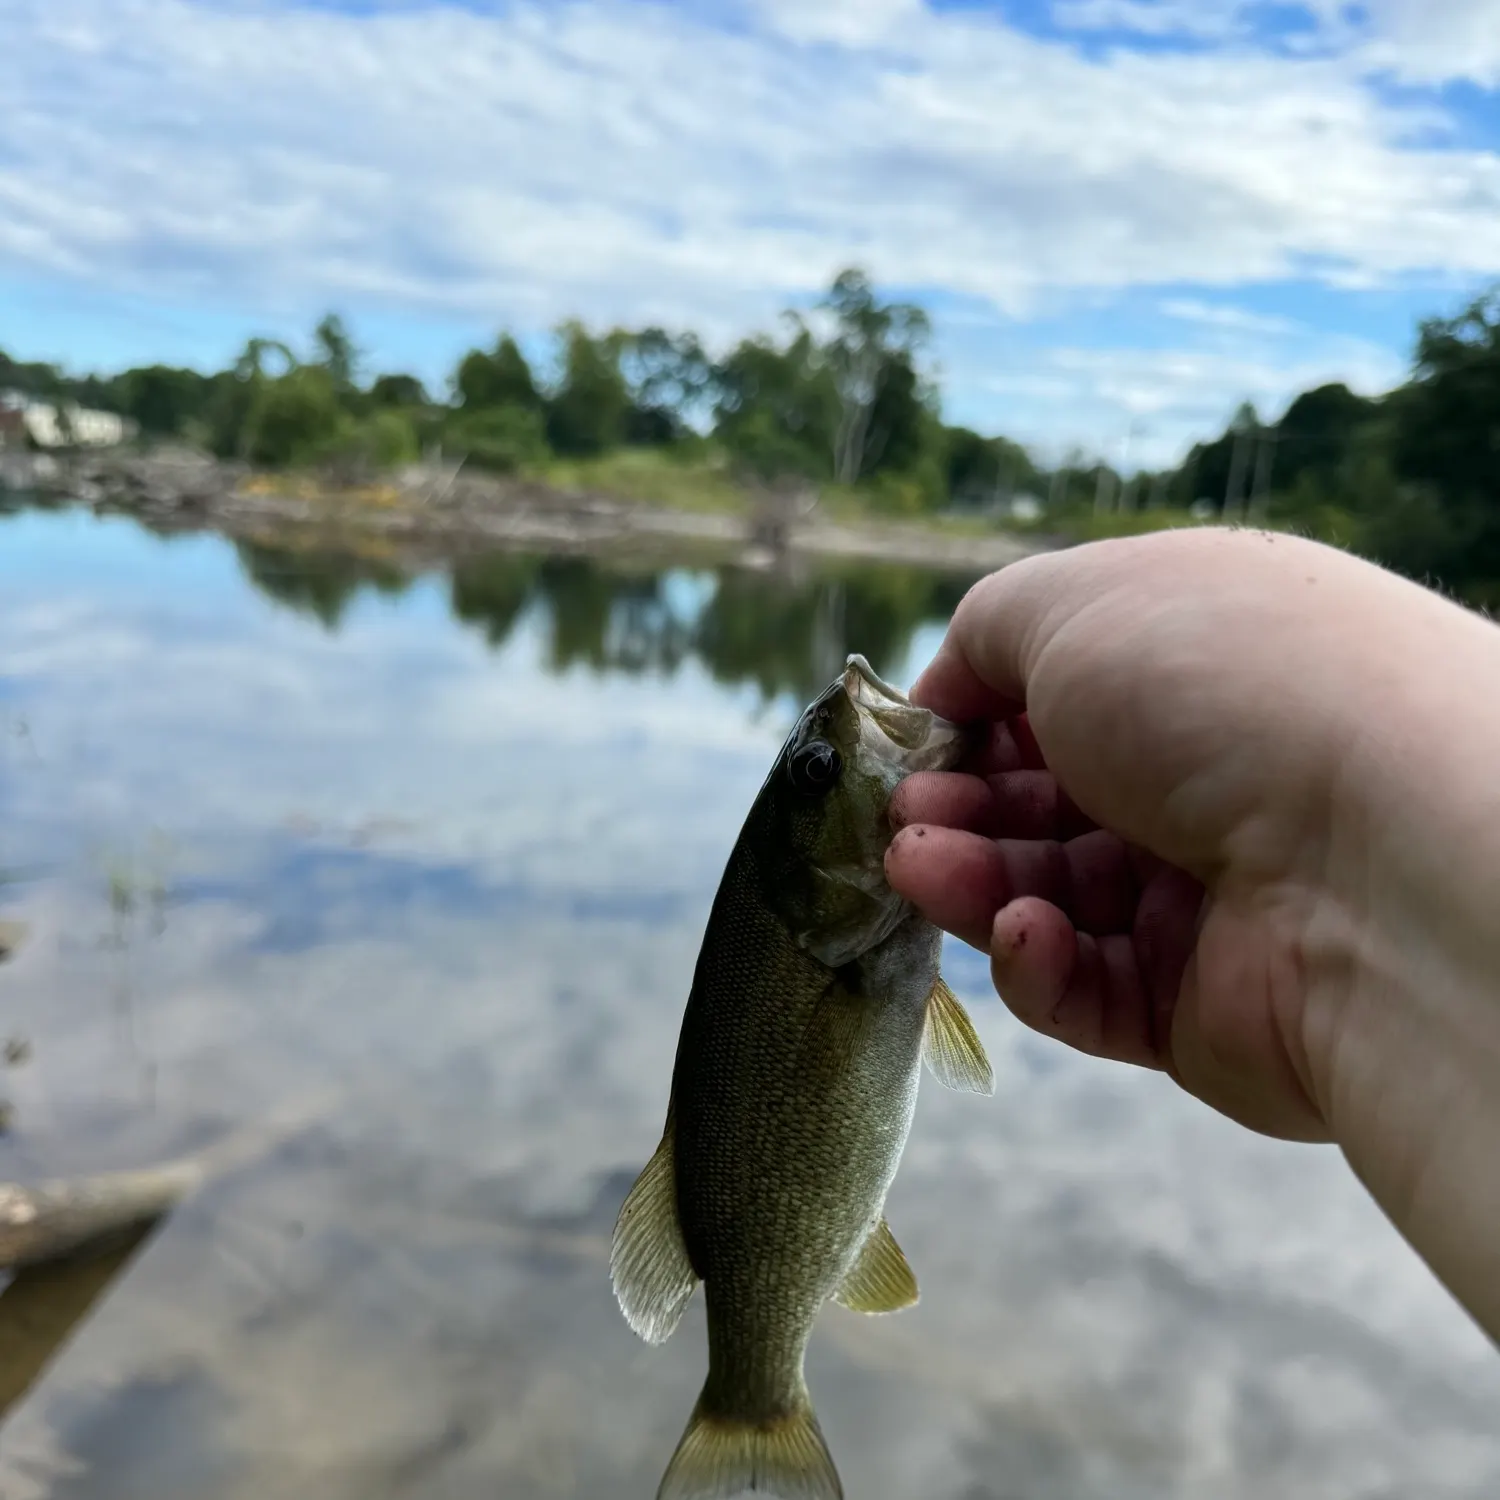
<box><xmin>0</xmin><ymin>446</ymin><xmax>1056</xmax><ymax>576</ymax></box>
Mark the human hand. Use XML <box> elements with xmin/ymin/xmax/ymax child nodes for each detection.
<box><xmin>885</xmin><ymin>528</ymin><xmax>1478</xmax><ymax>1142</ymax></box>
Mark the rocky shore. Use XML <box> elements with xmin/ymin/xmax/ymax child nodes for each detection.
<box><xmin>0</xmin><ymin>445</ymin><xmax>1052</xmax><ymax>576</ymax></box>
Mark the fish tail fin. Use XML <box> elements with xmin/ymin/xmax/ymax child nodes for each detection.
<box><xmin>657</xmin><ymin>1386</ymin><xmax>842</xmax><ymax>1500</ymax></box>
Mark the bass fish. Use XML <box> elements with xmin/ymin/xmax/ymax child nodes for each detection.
<box><xmin>612</xmin><ymin>654</ymin><xmax>994</xmax><ymax>1500</ymax></box>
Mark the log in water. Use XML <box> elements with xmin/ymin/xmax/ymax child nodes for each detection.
<box><xmin>0</xmin><ymin>1163</ymin><xmax>201</xmax><ymax>1273</ymax></box>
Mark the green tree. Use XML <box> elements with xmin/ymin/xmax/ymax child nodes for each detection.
<box><xmin>445</xmin><ymin>405</ymin><xmax>548</xmax><ymax>473</ymax></box>
<box><xmin>113</xmin><ymin>365</ymin><xmax>213</xmax><ymax>437</ymax></box>
<box><xmin>944</xmin><ymin>427</ymin><xmax>1041</xmax><ymax>505</ymax></box>
<box><xmin>545</xmin><ymin>322</ymin><xmax>630</xmax><ymax>456</ymax></box>
<box><xmin>0</xmin><ymin>350</ymin><xmax>65</xmax><ymax>400</ymax></box>
<box><xmin>243</xmin><ymin>366</ymin><xmax>349</xmax><ymax>467</ymax></box>
<box><xmin>1273</xmin><ymin>383</ymin><xmax>1380</xmax><ymax>494</ymax></box>
<box><xmin>314</xmin><ymin>313</ymin><xmax>358</xmax><ymax>395</ymax></box>
<box><xmin>617</xmin><ymin>327</ymin><xmax>710</xmax><ymax>445</ymax></box>
<box><xmin>819</xmin><ymin>268</ymin><xmax>932</xmax><ymax>484</ymax></box>
<box><xmin>1388</xmin><ymin>288</ymin><xmax>1500</xmax><ymax>584</ymax></box>
<box><xmin>455</xmin><ymin>334</ymin><xmax>541</xmax><ymax>412</ymax></box>
<box><xmin>712</xmin><ymin>327</ymin><xmax>837</xmax><ymax>481</ymax></box>
<box><xmin>370</xmin><ymin>373</ymin><xmax>429</xmax><ymax>409</ymax></box>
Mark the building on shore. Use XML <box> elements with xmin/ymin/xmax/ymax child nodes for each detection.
<box><xmin>0</xmin><ymin>390</ymin><xmax>135</xmax><ymax>449</ymax></box>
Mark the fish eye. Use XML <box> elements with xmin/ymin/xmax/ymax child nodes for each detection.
<box><xmin>788</xmin><ymin>739</ymin><xmax>843</xmax><ymax>796</ymax></box>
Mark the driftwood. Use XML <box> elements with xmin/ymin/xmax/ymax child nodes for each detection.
<box><xmin>0</xmin><ymin>1084</ymin><xmax>342</xmax><ymax>1275</ymax></box>
<box><xmin>0</xmin><ymin>1220</ymin><xmax>163</xmax><ymax>1417</ymax></box>
<box><xmin>0</xmin><ymin>922</ymin><xmax>27</xmax><ymax>964</ymax></box>
<box><xmin>0</xmin><ymin>1163</ymin><xmax>201</xmax><ymax>1273</ymax></box>
<box><xmin>0</xmin><ymin>1088</ymin><xmax>344</xmax><ymax>1424</ymax></box>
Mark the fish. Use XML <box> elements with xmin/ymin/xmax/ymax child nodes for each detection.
<box><xmin>612</xmin><ymin>653</ymin><xmax>994</xmax><ymax>1500</ymax></box>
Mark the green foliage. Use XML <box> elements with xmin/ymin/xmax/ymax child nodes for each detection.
<box><xmin>456</xmin><ymin>334</ymin><xmax>541</xmax><ymax>412</ymax></box>
<box><xmin>546</xmin><ymin>322</ymin><xmax>631</xmax><ymax>456</ymax></box>
<box><xmin>28</xmin><ymin>272</ymin><xmax>1500</xmax><ymax>601</ymax></box>
<box><xmin>112</xmin><ymin>365</ymin><xmax>215</xmax><ymax>437</ymax></box>
<box><xmin>0</xmin><ymin>349</ymin><xmax>67</xmax><ymax>399</ymax></box>
<box><xmin>235</xmin><ymin>541</ymin><xmax>411</xmax><ymax>630</ymax></box>
<box><xmin>1386</xmin><ymin>291</ymin><xmax>1500</xmax><ymax>582</ymax></box>
<box><xmin>818</xmin><ymin>267</ymin><xmax>932</xmax><ymax>485</ymax></box>
<box><xmin>370</xmin><ymin>372</ymin><xmax>428</xmax><ymax>408</ymax></box>
<box><xmin>206</xmin><ymin>372</ymin><xmax>260</xmax><ymax>459</ymax></box>
<box><xmin>324</xmin><ymin>408</ymin><xmax>421</xmax><ymax>471</ymax></box>
<box><xmin>446</xmin><ymin>404</ymin><xmax>549</xmax><ymax>473</ymax></box>
<box><xmin>314</xmin><ymin>313</ymin><xmax>358</xmax><ymax>393</ymax></box>
<box><xmin>712</xmin><ymin>328</ymin><xmax>838</xmax><ymax>481</ymax></box>
<box><xmin>617</xmin><ymin>327</ymin><xmax>710</xmax><ymax>445</ymax></box>
<box><xmin>244</xmin><ymin>366</ymin><xmax>350</xmax><ymax>468</ymax></box>
<box><xmin>944</xmin><ymin>426</ymin><xmax>1042</xmax><ymax>505</ymax></box>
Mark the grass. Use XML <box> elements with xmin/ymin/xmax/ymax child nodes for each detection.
<box><xmin>232</xmin><ymin>444</ymin><xmax>1230</xmax><ymax>551</ymax></box>
<box><xmin>531</xmin><ymin>447</ymin><xmax>748</xmax><ymax>514</ymax></box>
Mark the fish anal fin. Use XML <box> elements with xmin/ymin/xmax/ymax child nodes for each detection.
<box><xmin>610</xmin><ymin>1125</ymin><xmax>698</xmax><ymax>1345</ymax></box>
<box><xmin>658</xmin><ymin>1389</ymin><xmax>842</xmax><ymax>1500</ymax></box>
<box><xmin>833</xmin><ymin>1216</ymin><xmax>918</xmax><ymax>1314</ymax></box>
<box><xmin>923</xmin><ymin>976</ymin><xmax>995</xmax><ymax>1095</ymax></box>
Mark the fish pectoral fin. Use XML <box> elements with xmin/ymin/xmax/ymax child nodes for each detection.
<box><xmin>659</xmin><ymin>1387</ymin><xmax>841</xmax><ymax>1500</ymax></box>
<box><xmin>833</xmin><ymin>1217</ymin><xmax>918</xmax><ymax>1314</ymax></box>
<box><xmin>923</xmin><ymin>976</ymin><xmax>996</xmax><ymax>1095</ymax></box>
<box><xmin>610</xmin><ymin>1126</ymin><xmax>698</xmax><ymax>1345</ymax></box>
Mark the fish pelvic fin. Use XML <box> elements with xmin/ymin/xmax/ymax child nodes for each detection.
<box><xmin>610</xmin><ymin>1122</ymin><xmax>698</xmax><ymax>1345</ymax></box>
<box><xmin>658</xmin><ymin>1388</ymin><xmax>842</xmax><ymax>1500</ymax></box>
<box><xmin>833</xmin><ymin>1216</ymin><xmax>918</xmax><ymax>1314</ymax></box>
<box><xmin>922</xmin><ymin>976</ymin><xmax>995</xmax><ymax>1095</ymax></box>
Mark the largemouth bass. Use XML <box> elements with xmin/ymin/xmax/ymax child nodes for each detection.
<box><xmin>612</xmin><ymin>654</ymin><xmax>994</xmax><ymax>1500</ymax></box>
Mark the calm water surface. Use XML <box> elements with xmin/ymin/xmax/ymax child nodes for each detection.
<box><xmin>0</xmin><ymin>508</ymin><xmax>1496</xmax><ymax>1499</ymax></box>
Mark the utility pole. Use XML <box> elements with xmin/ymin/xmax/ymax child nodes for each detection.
<box><xmin>1118</xmin><ymin>419</ymin><xmax>1146</xmax><ymax>513</ymax></box>
<box><xmin>1249</xmin><ymin>422</ymin><xmax>1279</xmax><ymax>520</ymax></box>
<box><xmin>1223</xmin><ymin>426</ymin><xmax>1251</xmax><ymax>521</ymax></box>
<box><xmin>1093</xmin><ymin>463</ymin><xmax>1115</xmax><ymax>515</ymax></box>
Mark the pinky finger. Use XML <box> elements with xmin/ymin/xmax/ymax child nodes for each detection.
<box><xmin>990</xmin><ymin>898</ymin><xmax>1162</xmax><ymax>1071</ymax></box>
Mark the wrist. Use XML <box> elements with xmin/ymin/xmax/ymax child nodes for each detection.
<box><xmin>1300</xmin><ymin>573</ymin><xmax>1500</xmax><ymax>1340</ymax></box>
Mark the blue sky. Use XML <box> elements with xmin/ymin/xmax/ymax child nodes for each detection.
<box><xmin>3</xmin><ymin>0</ymin><xmax>1500</xmax><ymax>465</ymax></box>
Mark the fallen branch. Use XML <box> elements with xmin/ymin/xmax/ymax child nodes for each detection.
<box><xmin>0</xmin><ymin>1220</ymin><xmax>163</xmax><ymax>1418</ymax></box>
<box><xmin>0</xmin><ymin>1163</ymin><xmax>201</xmax><ymax>1274</ymax></box>
<box><xmin>0</xmin><ymin>1085</ymin><xmax>342</xmax><ymax>1273</ymax></box>
<box><xmin>0</xmin><ymin>1087</ymin><xmax>345</xmax><ymax>1425</ymax></box>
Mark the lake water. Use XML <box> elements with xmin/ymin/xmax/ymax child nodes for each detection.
<box><xmin>0</xmin><ymin>506</ymin><xmax>1496</xmax><ymax>1500</ymax></box>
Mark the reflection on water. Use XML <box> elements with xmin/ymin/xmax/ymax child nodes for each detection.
<box><xmin>237</xmin><ymin>539</ymin><xmax>968</xmax><ymax>701</ymax></box>
<box><xmin>0</xmin><ymin>507</ymin><xmax>1498</xmax><ymax>1499</ymax></box>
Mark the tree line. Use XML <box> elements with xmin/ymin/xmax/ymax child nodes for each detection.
<box><xmin>6</xmin><ymin>269</ymin><xmax>1500</xmax><ymax>596</ymax></box>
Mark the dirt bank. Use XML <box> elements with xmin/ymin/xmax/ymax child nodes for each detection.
<box><xmin>0</xmin><ymin>446</ymin><xmax>1055</xmax><ymax>576</ymax></box>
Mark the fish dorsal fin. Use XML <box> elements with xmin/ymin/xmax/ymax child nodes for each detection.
<box><xmin>833</xmin><ymin>1217</ymin><xmax>918</xmax><ymax>1313</ymax></box>
<box><xmin>610</xmin><ymin>1123</ymin><xmax>698</xmax><ymax>1345</ymax></box>
<box><xmin>923</xmin><ymin>976</ymin><xmax>996</xmax><ymax>1095</ymax></box>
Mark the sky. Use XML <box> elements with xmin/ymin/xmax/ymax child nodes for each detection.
<box><xmin>3</xmin><ymin>0</ymin><xmax>1500</xmax><ymax>467</ymax></box>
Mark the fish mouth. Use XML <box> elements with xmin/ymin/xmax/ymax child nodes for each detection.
<box><xmin>843</xmin><ymin>654</ymin><xmax>967</xmax><ymax>772</ymax></box>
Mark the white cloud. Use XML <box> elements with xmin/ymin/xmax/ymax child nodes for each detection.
<box><xmin>0</xmin><ymin>0</ymin><xmax>1496</xmax><ymax>456</ymax></box>
<box><xmin>1357</xmin><ymin>0</ymin><xmax>1500</xmax><ymax>86</ymax></box>
<box><xmin>3</xmin><ymin>0</ymin><xmax>1499</xmax><ymax>317</ymax></box>
<box><xmin>974</xmin><ymin>334</ymin><xmax>1404</xmax><ymax>466</ymax></box>
<box><xmin>1051</xmin><ymin>0</ymin><xmax>1246</xmax><ymax>38</ymax></box>
<box><xmin>750</xmin><ymin>0</ymin><xmax>925</xmax><ymax>46</ymax></box>
<box><xmin>1159</xmin><ymin>298</ymin><xmax>1301</xmax><ymax>336</ymax></box>
<box><xmin>1056</xmin><ymin>0</ymin><xmax>1500</xmax><ymax>86</ymax></box>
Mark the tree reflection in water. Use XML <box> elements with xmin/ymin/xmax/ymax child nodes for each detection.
<box><xmin>239</xmin><ymin>539</ymin><xmax>968</xmax><ymax>700</ymax></box>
